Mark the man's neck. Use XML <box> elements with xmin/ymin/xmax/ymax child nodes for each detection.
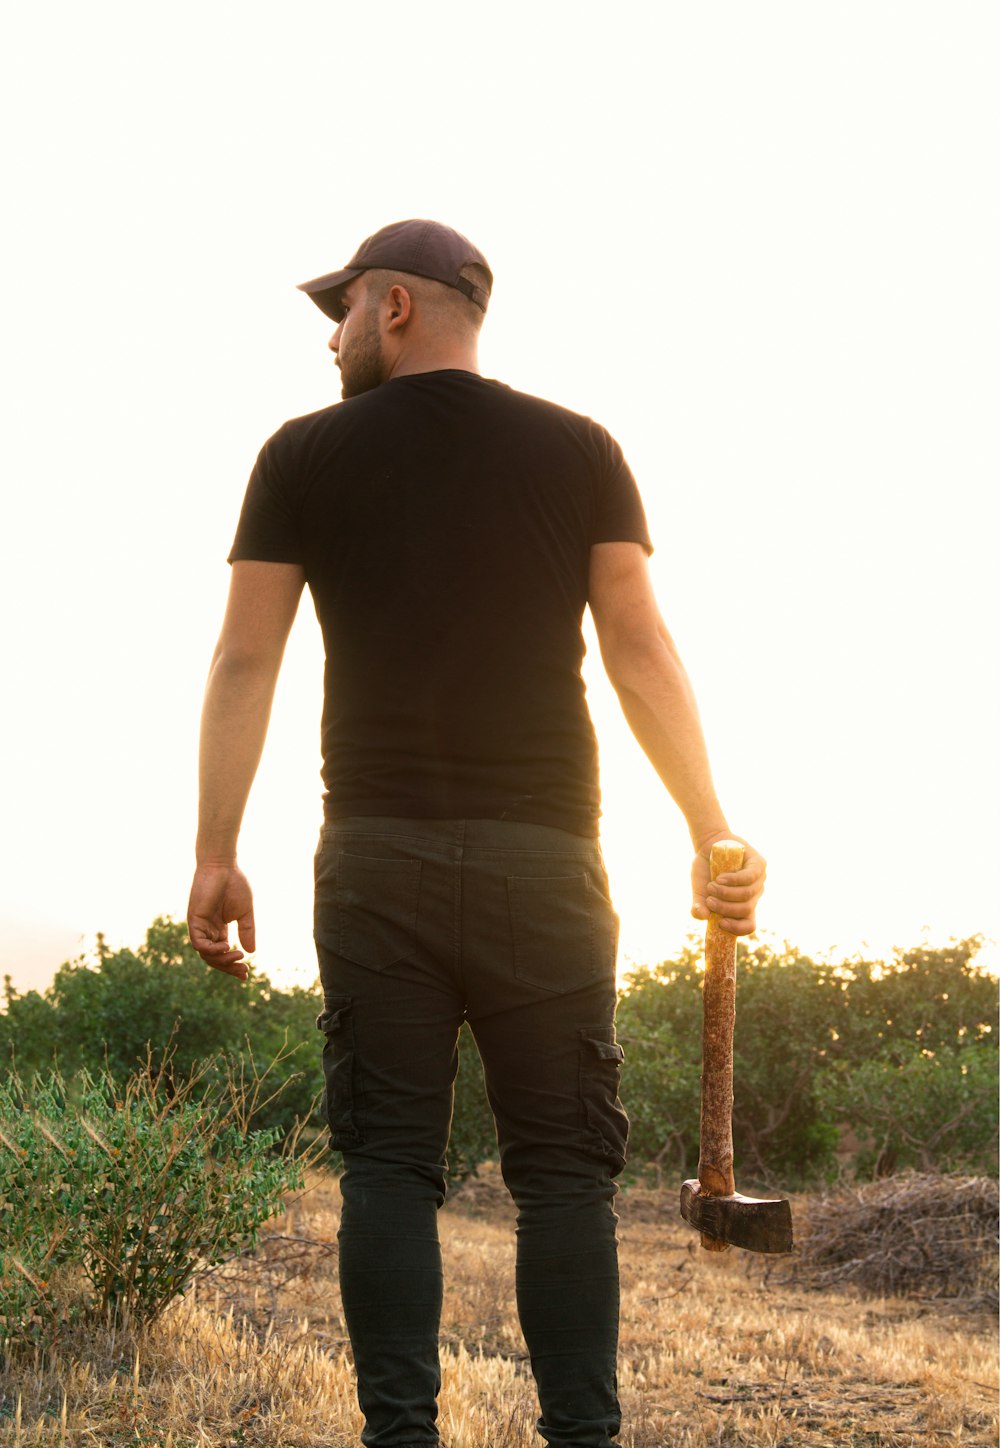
<box><xmin>385</xmin><ymin>341</ymin><xmax>481</xmax><ymax>382</ymax></box>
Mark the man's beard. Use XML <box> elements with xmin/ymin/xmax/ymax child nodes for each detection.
<box><xmin>338</xmin><ymin>309</ymin><xmax>387</xmax><ymax>400</ymax></box>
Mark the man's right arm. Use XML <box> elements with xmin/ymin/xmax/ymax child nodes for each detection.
<box><xmin>187</xmin><ymin>559</ymin><xmax>305</xmax><ymax>976</ymax></box>
<box><xmin>588</xmin><ymin>541</ymin><xmax>765</xmax><ymax>934</ymax></box>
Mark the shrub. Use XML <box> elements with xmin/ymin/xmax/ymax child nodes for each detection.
<box><xmin>0</xmin><ymin>1048</ymin><xmax>321</xmax><ymax>1356</ymax></box>
<box><xmin>448</xmin><ymin>1024</ymin><xmax>498</xmax><ymax>1183</ymax></box>
<box><xmin>0</xmin><ymin>920</ymin><xmax>327</xmax><ymax>1143</ymax></box>
<box><xmin>818</xmin><ymin>1045</ymin><xmax>998</xmax><ymax>1178</ymax></box>
<box><xmin>616</xmin><ymin>945</ymin><xmax>846</xmax><ymax>1188</ymax></box>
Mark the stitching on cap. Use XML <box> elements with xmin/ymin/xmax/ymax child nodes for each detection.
<box><xmin>410</xmin><ymin>222</ymin><xmax>432</xmax><ymax>269</ymax></box>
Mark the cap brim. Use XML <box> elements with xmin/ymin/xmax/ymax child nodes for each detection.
<box><xmin>296</xmin><ymin>266</ymin><xmax>364</xmax><ymax>322</ymax></box>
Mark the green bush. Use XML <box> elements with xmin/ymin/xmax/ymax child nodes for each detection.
<box><xmin>615</xmin><ymin>937</ymin><xmax>997</xmax><ymax>1188</ymax></box>
<box><xmin>614</xmin><ymin>951</ymin><xmax>702</xmax><ymax>1180</ymax></box>
<box><xmin>819</xmin><ymin>1046</ymin><xmax>999</xmax><ymax>1177</ymax></box>
<box><xmin>0</xmin><ymin>1050</ymin><xmax>318</xmax><ymax>1355</ymax></box>
<box><xmin>1</xmin><ymin>921</ymin><xmax>995</xmax><ymax>1195</ymax></box>
<box><xmin>616</xmin><ymin>944</ymin><xmax>846</xmax><ymax>1188</ymax></box>
<box><xmin>0</xmin><ymin>918</ymin><xmax>326</xmax><ymax>1141</ymax></box>
<box><xmin>448</xmin><ymin>1024</ymin><xmax>498</xmax><ymax>1183</ymax></box>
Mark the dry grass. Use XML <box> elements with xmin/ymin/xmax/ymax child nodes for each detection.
<box><xmin>2</xmin><ymin>1166</ymin><xmax>997</xmax><ymax>1447</ymax></box>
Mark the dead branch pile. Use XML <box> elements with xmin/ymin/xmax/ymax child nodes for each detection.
<box><xmin>792</xmin><ymin>1172</ymin><xmax>999</xmax><ymax>1310</ymax></box>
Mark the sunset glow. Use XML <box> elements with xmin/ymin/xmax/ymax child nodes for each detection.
<box><xmin>2</xmin><ymin>4</ymin><xmax>995</xmax><ymax>994</ymax></box>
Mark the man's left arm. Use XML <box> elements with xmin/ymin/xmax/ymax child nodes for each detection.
<box><xmin>187</xmin><ymin>560</ymin><xmax>306</xmax><ymax>979</ymax></box>
<box><xmin>588</xmin><ymin>542</ymin><xmax>766</xmax><ymax>934</ymax></box>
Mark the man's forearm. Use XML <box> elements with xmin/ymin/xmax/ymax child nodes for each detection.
<box><xmin>607</xmin><ymin>636</ymin><xmax>729</xmax><ymax>847</ymax></box>
<box><xmin>195</xmin><ymin>653</ymin><xmax>282</xmax><ymax>864</ymax></box>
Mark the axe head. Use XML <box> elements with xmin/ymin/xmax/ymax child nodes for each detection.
<box><xmin>680</xmin><ymin>1179</ymin><xmax>794</xmax><ymax>1254</ymax></box>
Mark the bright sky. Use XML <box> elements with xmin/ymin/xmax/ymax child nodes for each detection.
<box><xmin>2</xmin><ymin>3</ymin><xmax>996</xmax><ymax>996</ymax></box>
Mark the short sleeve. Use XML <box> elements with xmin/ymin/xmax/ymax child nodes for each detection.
<box><xmin>591</xmin><ymin>428</ymin><xmax>653</xmax><ymax>555</ymax></box>
<box><xmin>227</xmin><ymin>424</ymin><xmax>304</xmax><ymax>565</ymax></box>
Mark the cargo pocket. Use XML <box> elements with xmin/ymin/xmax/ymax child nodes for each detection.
<box><xmin>316</xmin><ymin>996</ymin><xmax>365</xmax><ymax>1149</ymax></box>
<box><xmin>508</xmin><ymin>872</ymin><xmax>599</xmax><ymax>993</ymax></box>
<box><xmin>579</xmin><ymin>1025</ymin><xmax>629</xmax><ymax>1175</ymax></box>
<box><xmin>336</xmin><ymin>853</ymin><xmax>421</xmax><ymax>971</ymax></box>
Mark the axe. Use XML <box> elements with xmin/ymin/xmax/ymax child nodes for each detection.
<box><xmin>679</xmin><ymin>840</ymin><xmax>794</xmax><ymax>1254</ymax></box>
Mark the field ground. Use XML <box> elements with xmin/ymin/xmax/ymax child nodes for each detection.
<box><xmin>3</xmin><ymin>1167</ymin><xmax>997</xmax><ymax>1447</ymax></box>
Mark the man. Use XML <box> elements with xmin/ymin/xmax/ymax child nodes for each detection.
<box><xmin>188</xmin><ymin>219</ymin><xmax>765</xmax><ymax>1448</ymax></box>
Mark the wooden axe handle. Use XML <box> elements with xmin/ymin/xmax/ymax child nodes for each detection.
<box><xmin>698</xmin><ymin>839</ymin><xmax>744</xmax><ymax>1251</ymax></box>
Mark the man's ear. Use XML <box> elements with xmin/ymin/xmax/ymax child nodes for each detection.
<box><xmin>385</xmin><ymin>284</ymin><xmax>412</xmax><ymax>332</ymax></box>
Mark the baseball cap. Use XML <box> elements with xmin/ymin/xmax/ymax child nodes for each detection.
<box><xmin>297</xmin><ymin>219</ymin><xmax>493</xmax><ymax>323</ymax></box>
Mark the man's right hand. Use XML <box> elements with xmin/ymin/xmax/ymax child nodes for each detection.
<box><xmin>690</xmin><ymin>834</ymin><xmax>766</xmax><ymax>937</ymax></box>
<box><xmin>187</xmin><ymin>863</ymin><xmax>255</xmax><ymax>981</ymax></box>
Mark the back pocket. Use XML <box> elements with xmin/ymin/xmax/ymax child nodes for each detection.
<box><xmin>336</xmin><ymin>853</ymin><xmax>421</xmax><ymax>971</ymax></box>
<box><xmin>508</xmin><ymin>872</ymin><xmax>603</xmax><ymax>994</ymax></box>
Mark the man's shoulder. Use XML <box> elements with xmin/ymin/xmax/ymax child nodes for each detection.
<box><xmin>268</xmin><ymin>374</ymin><xmax>617</xmax><ymax>453</ymax></box>
<box><xmin>467</xmin><ymin>378</ymin><xmax>623</xmax><ymax>457</ymax></box>
<box><xmin>259</xmin><ymin>392</ymin><xmax>388</xmax><ymax>463</ymax></box>
<box><xmin>277</xmin><ymin>394</ymin><xmax>371</xmax><ymax>437</ymax></box>
<box><xmin>483</xmin><ymin>377</ymin><xmax>603</xmax><ymax>426</ymax></box>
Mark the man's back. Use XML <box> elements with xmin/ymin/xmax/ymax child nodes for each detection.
<box><xmin>230</xmin><ymin>370</ymin><xmax>651</xmax><ymax>834</ymax></box>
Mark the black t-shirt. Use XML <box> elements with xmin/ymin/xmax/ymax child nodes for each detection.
<box><xmin>229</xmin><ymin>370</ymin><xmax>652</xmax><ymax>836</ymax></box>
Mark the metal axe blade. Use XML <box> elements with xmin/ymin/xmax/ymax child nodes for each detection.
<box><xmin>680</xmin><ymin>1179</ymin><xmax>793</xmax><ymax>1254</ymax></box>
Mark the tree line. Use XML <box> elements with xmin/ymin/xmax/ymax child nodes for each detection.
<box><xmin>2</xmin><ymin>919</ymin><xmax>996</xmax><ymax>1187</ymax></box>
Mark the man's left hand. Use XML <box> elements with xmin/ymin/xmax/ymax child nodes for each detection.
<box><xmin>187</xmin><ymin>863</ymin><xmax>255</xmax><ymax>981</ymax></box>
<box><xmin>690</xmin><ymin>834</ymin><xmax>766</xmax><ymax>937</ymax></box>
